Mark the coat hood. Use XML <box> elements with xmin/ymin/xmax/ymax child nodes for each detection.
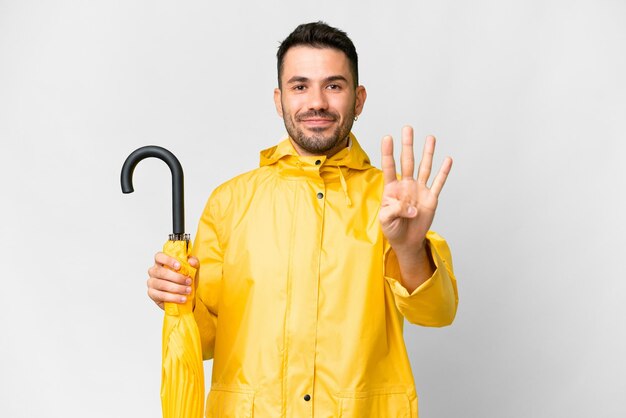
<box><xmin>259</xmin><ymin>133</ymin><xmax>373</xmax><ymax>207</ymax></box>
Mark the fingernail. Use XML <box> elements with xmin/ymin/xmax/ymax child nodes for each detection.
<box><xmin>173</xmin><ymin>262</ymin><xmax>180</xmax><ymax>270</ymax></box>
<box><xmin>180</xmin><ymin>296</ymin><xmax>187</xmax><ymax>303</ymax></box>
<box><xmin>186</xmin><ymin>287</ymin><xmax>192</xmax><ymax>294</ymax></box>
<box><xmin>185</xmin><ymin>278</ymin><xmax>192</xmax><ymax>285</ymax></box>
<box><xmin>407</xmin><ymin>206</ymin><xmax>417</xmax><ymax>216</ymax></box>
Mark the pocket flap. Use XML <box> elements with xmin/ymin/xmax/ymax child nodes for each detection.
<box><xmin>205</xmin><ymin>386</ymin><xmax>254</xmax><ymax>418</ymax></box>
<box><xmin>337</xmin><ymin>388</ymin><xmax>416</xmax><ymax>418</ymax></box>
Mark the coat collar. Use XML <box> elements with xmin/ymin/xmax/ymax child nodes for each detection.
<box><xmin>259</xmin><ymin>133</ymin><xmax>372</xmax><ymax>171</ymax></box>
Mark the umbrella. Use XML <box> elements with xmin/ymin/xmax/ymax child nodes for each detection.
<box><xmin>121</xmin><ymin>145</ymin><xmax>204</xmax><ymax>418</ymax></box>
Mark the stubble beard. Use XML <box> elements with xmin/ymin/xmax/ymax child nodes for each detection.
<box><xmin>283</xmin><ymin>108</ymin><xmax>355</xmax><ymax>155</ymax></box>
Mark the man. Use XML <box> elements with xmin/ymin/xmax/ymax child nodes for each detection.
<box><xmin>147</xmin><ymin>22</ymin><xmax>458</xmax><ymax>417</ymax></box>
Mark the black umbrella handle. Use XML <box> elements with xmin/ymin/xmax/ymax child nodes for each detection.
<box><xmin>121</xmin><ymin>145</ymin><xmax>185</xmax><ymax>236</ymax></box>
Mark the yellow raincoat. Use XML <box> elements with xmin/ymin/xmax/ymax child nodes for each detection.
<box><xmin>191</xmin><ymin>134</ymin><xmax>458</xmax><ymax>417</ymax></box>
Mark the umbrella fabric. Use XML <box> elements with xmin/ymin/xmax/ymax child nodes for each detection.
<box><xmin>161</xmin><ymin>239</ymin><xmax>204</xmax><ymax>418</ymax></box>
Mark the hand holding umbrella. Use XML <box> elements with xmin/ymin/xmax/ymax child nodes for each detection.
<box><xmin>121</xmin><ymin>146</ymin><xmax>204</xmax><ymax>418</ymax></box>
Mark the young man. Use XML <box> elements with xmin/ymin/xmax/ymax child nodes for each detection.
<box><xmin>147</xmin><ymin>22</ymin><xmax>458</xmax><ymax>417</ymax></box>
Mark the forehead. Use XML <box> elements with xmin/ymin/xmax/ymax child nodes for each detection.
<box><xmin>281</xmin><ymin>46</ymin><xmax>353</xmax><ymax>83</ymax></box>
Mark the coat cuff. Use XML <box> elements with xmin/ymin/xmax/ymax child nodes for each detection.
<box><xmin>384</xmin><ymin>231</ymin><xmax>458</xmax><ymax>326</ymax></box>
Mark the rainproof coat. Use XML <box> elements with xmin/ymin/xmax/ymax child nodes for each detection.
<box><xmin>191</xmin><ymin>134</ymin><xmax>458</xmax><ymax>418</ymax></box>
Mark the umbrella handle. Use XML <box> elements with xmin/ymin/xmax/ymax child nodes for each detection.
<box><xmin>121</xmin><ymin>145</ymin><xmax>185</xmax><ymax>236</ymax></box>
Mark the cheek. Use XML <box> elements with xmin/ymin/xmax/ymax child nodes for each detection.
<box><xmin>281</xmin><ymin>99</ymin><xmax>299</xmax><ymax>117</ymax></box>
<box><xmin>331</xmin><ymin>97</ymin><xmax>355</xmax><ymax>117</ymax></box>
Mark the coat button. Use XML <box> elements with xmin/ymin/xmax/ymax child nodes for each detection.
<box><xmin>304</xmin><ymin>394</ymin><xmax>311</xmax><ymax>401</ymax></box>
<box><xmin>315</xmin><ymin>159</ymin><xmax>321</xmax><ymax>165</ymax></box>
<box><xmin>317</xmin><ymin>192</ymin><xmax>323</xmax><ymax>199</ymax></box>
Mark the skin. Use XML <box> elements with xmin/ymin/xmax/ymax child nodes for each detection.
<box><xmin>273</xmin><ymin>46</ymin><xmax>366</xmax><ymax>157</ymax></box>
<box><xmin>380</xmin><ymin>127</ymin><xmax>452</xmax><ymax>292</ymax></box>
<box><xmin>147</xmin><ymin>46</ymin><xmax>452</xmax><ymax>307</ymax></box>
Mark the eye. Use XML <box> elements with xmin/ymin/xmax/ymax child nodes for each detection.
<box><xmin>292</xmin><ymin>84</ymin><xmax>306</xmax><ymax>91</ymax></box>
<box><xmin>326</xmin><ymin>84</ymin><xmax>341</xmax><ymax>90</ymax></box>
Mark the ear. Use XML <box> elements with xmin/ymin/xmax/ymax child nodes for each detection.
<box><xmin>274</xmin><ymin>88</ymin><xmax>283</xmax><ymax>117</ymax></box>
<box><xmin>354</xmin><ymin>85</ymin><xmax>367</xmax><ymax>117</ymax></box>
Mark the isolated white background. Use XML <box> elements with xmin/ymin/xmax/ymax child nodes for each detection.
<box><xmin>1</xmin><ymin>1</ymin><xmax>624</xmax><ymax>417</ymax></box>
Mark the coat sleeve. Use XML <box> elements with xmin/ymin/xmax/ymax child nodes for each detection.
<box><xmin>383</xmin><ymin>230</ymin><xmax>459</xmax><ymax>327</ymax></box>
<box><xmin>190</xmin><ymin>192</ymin><xmax>223</xmax><ymax>360</ymax></box>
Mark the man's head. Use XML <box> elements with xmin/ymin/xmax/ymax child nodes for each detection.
<box><xmin>274</xmin><ymin>22</ymin><xmax>367</xmax><ymax>157</ymax></box>
<box><xmin>277</xmin><ymin>22</ymin><xmax>359</xmax><ymax>89</ymax></box>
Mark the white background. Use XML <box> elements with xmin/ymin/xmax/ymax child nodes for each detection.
<box><xmin>1</xmin><ymin>1</ymin><xmax>625</xmax><ymax>416</ymax></box>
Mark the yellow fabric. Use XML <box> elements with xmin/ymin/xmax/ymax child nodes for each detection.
<box><xmin>191</xmin><ymin>134</ymin><xmax>458</xmax><ymax>417</ymax></box>
<box><xmin>161</xmin><ymin>239</ymin><xmax>204</xmax><ymax>418</ymax></box>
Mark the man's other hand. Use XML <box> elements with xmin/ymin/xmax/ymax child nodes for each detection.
<box><xmin>147</xmin><ymin>252</ymin><xmax>199</xmax><ymax>309</ymax></box>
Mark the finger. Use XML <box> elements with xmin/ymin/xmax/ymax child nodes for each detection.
<box><xmin>148</xmin><ymin>274</ymin><xmax>192</xmax><ymax>296</ymax></box>
<box><xmin>148</xmin><ymin>264</ymin><xmax>192</xmax><ymax>285</ymax></box>
<box><xmin>381</xmin><ymin>135</ymin><xmax>397</xmax><ymax>185</ymax></box>
<box><xmin>417</xmin><ymin>135</ymin><xmax>435</xmax><ymax>185</ymax></box>
<box><xmin>188</xmin><ymin>256</ymin><xmax>199</xmax><ymax>269</ymax></box>
<box><xmin>379</xmin><ymin>198</ymin><xmax>418</xmax><ymax>225</ymax></box>
<box><xmin>401</xmin><ymin>125</ymin><xmax>415</xmax><ymax>179</ymax></box>
<box><xmin>148</xmin><ymin>287</ymin><xmax>188</xmax><ymax>305</ymax></box>
<box><xmin>430</xmin><ymin>156</ymin><xmax>453</xmax><ymax>197</ymax></box>
<box><xmin>154</xmin><ymin>252</ymin><xmax>181</xmax><ymax>271</ymax></box>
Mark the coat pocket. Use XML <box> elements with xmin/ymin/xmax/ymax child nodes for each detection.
<box><xmin>205</xmin><ymin>385</ymin><xmax>255</xmax><ymax>418</ymax></box>
<box><xmin>336</xmin><ymin>387</ymin><xmax>417</xmax><ymax>418</ymax></box>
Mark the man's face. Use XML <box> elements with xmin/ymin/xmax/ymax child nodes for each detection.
<box><xmin>274</xmin><ymin>46</ymin><xmax>367</xmax><ymax>157</ymax></box>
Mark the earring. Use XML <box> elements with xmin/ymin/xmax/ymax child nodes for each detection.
<box><xmin>354</xmin><ymin>115</ymin><xmax>359</xmax><ymax>122</ymax></box>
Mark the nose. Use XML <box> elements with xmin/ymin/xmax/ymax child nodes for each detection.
<box><xmin>307</xmin><ymin>87</ymin><xmax>328</xmax><ymax>110</ymax></box>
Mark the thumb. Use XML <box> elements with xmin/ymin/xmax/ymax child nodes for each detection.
<box><xmin>380</xmin><ymin>199</ymin><xmax>417</xmax><ymax>225</ymax></box>
<box><xmin>188</xmin><ymin>256</ymin><xmax>200</xmax><ymax>269</ymax></box>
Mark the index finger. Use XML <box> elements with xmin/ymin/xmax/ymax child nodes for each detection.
<box><xmin>381</xmin><ymin>135</ymin><xmax>397</xmax><ymax>185</ymax></box>
<box><xmin>155</xmin><ymin>251</ymin><xmax>181</xmax><ymax>271</ymax></box>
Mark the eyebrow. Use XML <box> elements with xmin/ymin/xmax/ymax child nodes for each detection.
<box><xmin>286</xmin><ymin>75</ymin><xmax>349</xmax><ymax>84</ymax></box>
<box><xmin>286</xmin><ymin>76</ymin><xmax>309</xmax><ymax>84</ymax></box>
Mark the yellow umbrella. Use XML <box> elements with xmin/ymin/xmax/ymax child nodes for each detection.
<box><xmin>121</xmin><ymin>146</ymin><xmax>204</xmax><ymax>418</ymax></box>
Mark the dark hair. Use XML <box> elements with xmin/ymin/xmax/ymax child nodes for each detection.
<box><xmin>277</xmin><ymin>21</ymin><xmax>359</xmax><ymax>88</ymax></box>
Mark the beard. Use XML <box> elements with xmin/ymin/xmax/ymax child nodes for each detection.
<box><xmin>282</xmin><ymin>108</ymin><xmax>355</xmax><ymax>155</ymax></box>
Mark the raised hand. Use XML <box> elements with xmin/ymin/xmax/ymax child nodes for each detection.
<box><xmin>379</xmin><ymin>126</ymin><xmax>452</xmax><ymax>288</ymax></box>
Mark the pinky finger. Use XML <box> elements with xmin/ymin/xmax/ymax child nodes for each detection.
<box><xmin>430</xmin><ymin>157</ymin><xmax>453</xmax><ymax>197</ymax></box>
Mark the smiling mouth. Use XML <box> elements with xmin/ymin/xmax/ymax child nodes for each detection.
<box><xmin>300</xmin><ymin>118</ymin><xmax>335</xmax><ymax>125</ymax></box>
